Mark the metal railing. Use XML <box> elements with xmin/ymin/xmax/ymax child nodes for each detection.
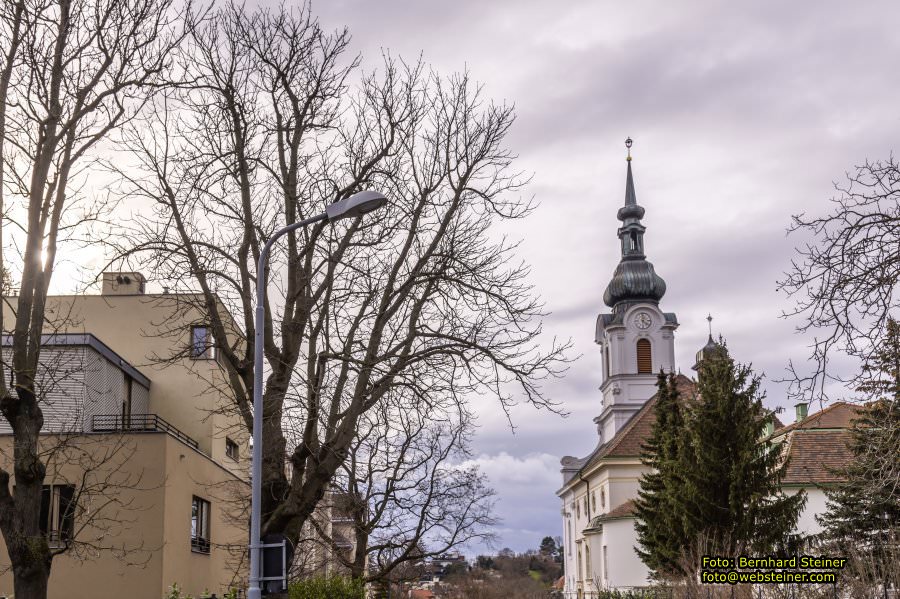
<box><xmin>91</xmin><ymin>413</ymin><xmax>199</xmax><ymax>450</ymax></box>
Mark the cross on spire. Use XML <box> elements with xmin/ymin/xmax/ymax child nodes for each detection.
<box><xmin>707</xmin><ymin>314</ymin><xmax>713</xmax><ymax>341</ymax></box>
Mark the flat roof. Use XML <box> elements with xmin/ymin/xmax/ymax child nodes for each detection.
<box><xmin>1</xmin><ymin>333</ymin><xmax>151</xmax><ymax>388</ymax></box>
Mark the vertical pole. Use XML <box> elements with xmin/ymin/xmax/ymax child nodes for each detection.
<box><xmin>247</xmin><ymin>213</ymin><xmax>326</xmax><ymax>599</ymax></box>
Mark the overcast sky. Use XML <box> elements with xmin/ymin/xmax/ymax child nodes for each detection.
<box><xmin>301</xmin><ymin>0</ymin><xmax>900</xmax><ymax>556</ymax></box>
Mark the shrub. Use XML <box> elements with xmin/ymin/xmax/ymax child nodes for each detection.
<box><xmin>288</xmin><ymin>576</ymin><xmax>365</xmax><ymax>599</ymax></box>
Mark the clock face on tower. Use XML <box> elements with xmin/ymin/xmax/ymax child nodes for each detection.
<box><xmin>635</xmin><ymin>313</ymin><xmax>652</xmax><ymax>330</ymax></box>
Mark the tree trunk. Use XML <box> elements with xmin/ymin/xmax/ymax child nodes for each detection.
<box><xmin>12</xmin><ymin>560</ymin><xmax>49</xmax><ymax>599</ymax></box>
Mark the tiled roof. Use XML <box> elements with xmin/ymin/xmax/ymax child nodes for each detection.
<box><xmin>602</xmin><ymin>499</ymin><xmax>637</xmax><ymax>521</ymax></box>
<box><xmin>593</xmin><ymin>374</ymin><xmax>698</xmax><ymax>461</ymax></box>
<box><xmin>773</xmin><ymin>402</ymin><xmax>864</xmax><ymax>436</ymax></box>
<box><xmin>780</xmin><ymin>430</ymin><xmax>854</xmax><ymax>485</ymax></box>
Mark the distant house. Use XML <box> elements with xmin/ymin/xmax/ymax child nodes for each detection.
<box><xmin>419</xmin><ymin>552</ymin><xmax>468</xmax><ymax>584</ymax></box>
<box><xmin>768</xmin><ymin>401</ymin><xmax>862</xmax><ymax>537</ymax></box>
<box><xmin>409</xmin><ymin>589</ymin><xmax>436</xmax><ymax>599</ymax></box>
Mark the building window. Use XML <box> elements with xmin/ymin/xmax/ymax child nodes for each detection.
<box><xmin>585</xmin><ymin>545</ymin><xmax>591</xmax><ymax>578</ymax></box>
<box><xmin>601</xmin><ymin>488</ymin><xmax>606</xmax><ymax>510</ymax></box>
<box><xmin>604</xmin><ymin>346</ymin><xmax>611</xmax><ymax>380</ymax></box>
<box><xmin>225</xmin><ymin>437</ymin><xmax>239</xmax><ymax>461</ymax></box>
<box><xmin>190</xmin><ymin>326</ymin><xmax>215</xmax><ymax>360</ymax></box>
<box><xmin>603</xmin><ymin>545</ymin><xmax>608</xmax><ymax>582</ymax></box>
<box><xmin>591</xmin><ymin>492</ymin><xmax>596</xmax><ymax>514</ymax></box>
<box><xmin>575</xmin><ymin>500</ymin><xmax>580</xmax><ymax>519</ymax></box>
<box><xmin>636</xmin><ymin>338</ymin><xmax>652</xmax><ymax>373</ymax></box>
<box><xmin>40</xmin><ymin>484</ymin><xmax>75</xmax><ymax>548</ymax></box>
<box><xmin>567</xmin><ymin>520</ymin><xmax>573</xmax><ymax>556</ymax></box>
<box><xmin>191</xmin><ymin>496</ymin><xmax>211</xmax><ymax>554</ymax></box>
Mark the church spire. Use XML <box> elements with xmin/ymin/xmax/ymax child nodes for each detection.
<box><xmin>603</xmin><ymin>139</ymin><xmax>667</xmax><ymax>308</ymax></box>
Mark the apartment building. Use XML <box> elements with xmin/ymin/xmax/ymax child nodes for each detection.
<box><xmin>0</xmin><ymin>272</ymin><xmax>249</xmax><ymax>599</ymax></box>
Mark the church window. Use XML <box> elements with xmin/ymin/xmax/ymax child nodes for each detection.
<box><xmin>591</xmin><ymin>492</ymin><xmax>596</xmax><ymax>513</ymax></box>
<box><xmin>601</xmin><ymin>488</ymin><xmax>606</xmax><ymax>510</ymax></box>
<box><xmin>604</xmin><ymin>346</ymin><xmax>610</xmax><ymax>379</ymax></box>
<box><xmin>603</xmin><ymin>545</ymin><xmax>609</xmax><ymax>582</ymax></box>
<box><xmin>636</xmin><ymin>338</ymin><xmax>652</xmax><ymax>373</ymax></box>
<box><xmin>585</xmin><ymin>545</ymin><xmax>592</xmax><ymax>577</ymax></box>
<box><xmin>567</xmin><ymin>521</ymin><xmax>573</xmax><ymax>555</ymax></box>
<box><xmin>577</xmin><ymin>548</ymin><xmax>583</xmax><ymax>581</ymax></box>
<box><xmin>576</xmin><ymin>500</ymin><xmax>580</xmax><ymax>519</ymax></box>
<box><xmin>630</xmin><ymin>230</ymin><xmax>638</xmax><ymax>251</ymax></box>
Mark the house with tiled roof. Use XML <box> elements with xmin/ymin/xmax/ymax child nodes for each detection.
<box><xmin>768</xmin><ymin>401</ymin><xmax>862</xmax><ymax>537</ymax></box>
<box><xmin>556</xmin><ymin>144</ymin><xmax>860</xmax><ymax>598</ymax></box>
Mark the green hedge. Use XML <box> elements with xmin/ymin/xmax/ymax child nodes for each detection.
<box><xmin>288</xmin><ymin>576</ymin><xmax>365</xmax><ymax>599</ymax></box>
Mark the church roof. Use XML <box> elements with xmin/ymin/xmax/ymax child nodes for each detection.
<box><xmin>559</xmin><ymin>374</ymin><xmax>698</xmax><ymax>490</ymax></box>
<box><xmin>603</xmin><ymin>499</ymin><xmax>637</xmax><ymax>521</ymax></box>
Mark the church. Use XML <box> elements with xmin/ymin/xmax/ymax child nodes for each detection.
<box><xmin>556</xmin><ymin>141</ymin><xmax>859</xmax><ymax>597</ymax></box>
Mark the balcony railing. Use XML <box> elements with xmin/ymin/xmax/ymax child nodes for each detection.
<box><xmin>91</xmin><ymin>413</ymin><xmax>199</xmax><ymax>450</ymax></box>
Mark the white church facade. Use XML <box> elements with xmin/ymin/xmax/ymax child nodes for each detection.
<box><xmin>557</xmin><ymin>143</ymin><xmax>859</xmax><ymax>597</ymax></box>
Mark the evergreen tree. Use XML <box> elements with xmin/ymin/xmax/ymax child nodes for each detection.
<box><xmin>635</xmin><ymin>371</ymin><xmax>688</xmax><ymax>577</ymax></box>
<box><xmin>819</xmin><ymin>319</ymin><xmax>900</xmax><ymax>574</ymax></box>
<box><xmin>679</xmin><ymin>342</ymin><xmax>804</xmax><ymax>559</ymax></box>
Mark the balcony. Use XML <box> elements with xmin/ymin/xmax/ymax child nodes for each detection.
<box><xmin>91</xmin><ymin>413</ymin><xmax>199</xmax><ymax>450</ymax></box>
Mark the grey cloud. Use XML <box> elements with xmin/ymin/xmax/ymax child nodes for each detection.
<box><xmin>298</xmin><ymin>0</ymin><xmax>900</xmax><ymax>554</ymax></box>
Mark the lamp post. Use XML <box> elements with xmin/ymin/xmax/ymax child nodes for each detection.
<box><xmin>248</xmin><ymin>190</ymin><xmax>389</xmax><ymax>599</ymax></box>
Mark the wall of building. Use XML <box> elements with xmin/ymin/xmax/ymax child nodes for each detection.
<box><xmin>787</xmin><ymin>486</ymin><xmax>827</xmax><ymax>538</ymax></box>
<box><xmin>602</xmin><ymin>519</ymin><xmax>649</xmax><ymax>589</ymax></box>
<box><xmin>0</xmin><ymin>433</ymin><xmax>247</xmax><ymax>599</ymax></box>
<box><xmin>4</xmin><ymin>294</ymin><xmax>250</xmax><ymax>473</ymax></box>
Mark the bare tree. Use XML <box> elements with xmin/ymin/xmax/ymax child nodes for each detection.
<box><xmin>113</xmin><ymin>1</ymin><xmax>568</xmax><ymax>563</ymax></box>
<box><xmin>0</xmin><ymin>1</ymin><xmax>183</xmax><ymax>596</ymax></box>
<box><xmin>305</xmin><ymin>395</ymin><xmax>496</xmax><ymax>585</ymax></box>
<box><xmin>780</xmin><ymin>157</ymin><xmax>900</xmax><ymax>402</ymax></box>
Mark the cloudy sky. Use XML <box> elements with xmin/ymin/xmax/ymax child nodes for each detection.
<box><xmin>304</xmin><ymin>0</ymin><xmax>900</xmax><ymax>555</ymax></box>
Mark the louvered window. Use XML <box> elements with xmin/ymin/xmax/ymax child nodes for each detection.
<box><xmin>636</xmin><ymin>339</ymin><xmax>652</xmax><ymax>373</ymax></box>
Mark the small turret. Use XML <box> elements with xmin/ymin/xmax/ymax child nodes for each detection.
<box><xmin>692</xmin><ymin>315</ymin><xmax>728</xmax><ymax>370</ymax></box>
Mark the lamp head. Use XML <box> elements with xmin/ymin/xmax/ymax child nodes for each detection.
<box><xmin>325</xmin><ymin>190</ymin><xmax>389</xmax><ymax>221</ymax></box>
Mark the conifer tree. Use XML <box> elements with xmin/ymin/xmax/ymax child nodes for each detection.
<box><xmin>680</xmin><ymin>343</ymin><xmax>804</xmax><ymax>559</ymax></box>
<box><xmin>635</xmin><ymin>371</ymin><xmax>688</xmax><ymax>577</ymax></box>
<box><xmin>819</xmin><ymin>319</ymin><xmax>900</xmax><ymax>573</ymax></box>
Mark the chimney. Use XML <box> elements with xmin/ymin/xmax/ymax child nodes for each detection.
<box><xmin>102</xmin><ymin>272</ymin><xmax>146</xmax><ymax>296</ymax></box>
<box><xmin>794</xmin><ymin>402</ymin><xmax>808</xmax><ymax>423</ymax></box>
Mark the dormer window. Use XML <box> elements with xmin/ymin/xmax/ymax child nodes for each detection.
<box><xmin>636</xmin><ymin>339</ymin><xmax>652</xmax><ymax>373</ymax></box>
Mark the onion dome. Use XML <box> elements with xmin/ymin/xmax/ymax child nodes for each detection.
<box><xmin>602</xmin><ymin>138</ymin><xmax>667</xmax><ymax>308</ymax></box>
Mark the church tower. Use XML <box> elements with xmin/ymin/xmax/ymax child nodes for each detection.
<box><xmin>594</xmin><ymin>139</ymin><xmax>678</xmax><ymax>443</ymax></box>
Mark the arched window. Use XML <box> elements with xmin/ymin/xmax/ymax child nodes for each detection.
<box><xmin>585</xmin><ymin>545</ymin><xmax>592</xmax><ymax>578</ymax></box>
<box><xmin>600</xmin><ymin>488</ymin><xmax>606</xmax><ymax>510</ymax></box>
<box><xmin>637</xmin><ymin>339</ymin><xmax>652</xmax><ymax>373</ymax></box>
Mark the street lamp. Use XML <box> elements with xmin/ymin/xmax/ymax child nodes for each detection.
<box><xmin>248</xmin><ymin>190</ymin><xmax>389</xmax><ymax>599</ymax></box>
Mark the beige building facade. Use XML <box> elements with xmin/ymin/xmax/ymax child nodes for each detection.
<box><xmin>0</xmin><ymin>272</ymin><xmax>250</xmax><ymax>598</ymax></box>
